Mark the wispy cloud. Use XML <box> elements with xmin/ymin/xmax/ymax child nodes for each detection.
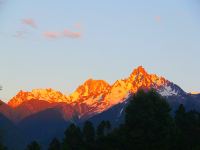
<box><xmin>43</xmin><ymin>32</ymin><xmax>60</xmax><ymax>39</ymax></box>
<box><xmin>74</xmin><ymin>23</ymin><xmax>82</xmax><ymax>29</ymax></box>
<box><xmin>16</xmin><ymin>19</ymin><xmax>82</xmax><ymax>40</ymax></box>
<box><xmin>155</xmin><ymin>16</ymin><xmax>161</xmax><ymax>23</ymax></box>
<box><xmin>22</xmin><ymin>18</ymin><xmax>37</xmax><ymax>28</ymax></box>
<box><xmin>63</xmin><ymin>29</ymin><xmax>81</xmax><ymax>38</ymax></box>
<box><xmin>43</xmin><ymin>29</ymin><xmax>81</xmax><ymax>39</ymax></box>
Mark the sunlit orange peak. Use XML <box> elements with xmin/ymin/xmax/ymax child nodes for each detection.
<box><xmin>70</xmin><ymin>78</ymin><xmax>111</xmax><ymax>101</ymax></box>
<box><xmin>7</xmin><ymin>66</ymin><xmax>169</xmax><ymax>113</ymax></box>
<box><xmin>8</xmin><ymin>88</ymin><xmax>70</xmax><ymax>108</ymax></box>
<box><xmin>190</xmin><ymin>92</ymin><xmax>200</xmax><ymax>95</ymax></box>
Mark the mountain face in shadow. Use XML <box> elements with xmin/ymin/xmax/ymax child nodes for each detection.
<box><xmin>18</xmin><ymin>108</ymin><xmax>70</xmax><ymax>149</ymax></box>
<box><xmin>2</xmin><ymin>66</ymin><xmax>187</xmax><ymax>123</ymax></box>
<box><xmin>0</xmin><ymin>113</ymin><xmax>28</xmax><ymax>150</ymax></box>
<box><xmin>0</xmin><ymin>66</ymin><xmax>200</xmax><ymax>149</ymax></box>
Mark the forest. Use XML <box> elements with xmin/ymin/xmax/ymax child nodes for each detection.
<box><xmin>1</xmin><ymin>90</ymin><xmax>200</xmax><ymax>150</ymax></box>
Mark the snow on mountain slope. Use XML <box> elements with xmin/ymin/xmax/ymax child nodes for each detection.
<box><xmin>8</xmin><ymin>88</ymin><xmax>71</xmax><ymax>108</ymax></box>
<box><xmin>5</xmin><ymin>66</ymin><xmax>188</xmax><ymax>122</ymax></box>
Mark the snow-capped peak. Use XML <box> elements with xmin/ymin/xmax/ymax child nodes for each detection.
<box><xmin>7</xmin><ymin>66</ymin><xmax>186</xmax><ymax>116</ymax></box>
<box><xmin>8</xmin><ymin>88</ymin><xmax>71</xmax><ymax>107</ymax></box>
<box><xmin>158</xmin><ymin>85</ymin><xmax>178</xmax><ymax>96</ymax></box>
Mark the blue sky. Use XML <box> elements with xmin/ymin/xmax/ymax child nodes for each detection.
<box><xmin>0</xmin><ymin>0</ymin><xmax>200</xmax><ymax>101</ymax></box>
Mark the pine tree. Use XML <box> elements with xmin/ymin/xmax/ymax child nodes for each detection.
<box><xmin>105</xmin><ymin>121</ymin><xmax>111</xmax><ymax>135</ymax></box>
<box><xmin>82</xmin><ymin>121</ymin><xmax>95</xmax><ymax>149</ymax></box>
<box><xmin>125</xmin><ymin>90</ymin><xmax>175</xmax><ymax>150</ymax></box>
<box><xmin>26</xmin><ymin>141</ymin><xmax>41</xmax><ymax>150</ymax></box>
<box><xmin>175</xmin><ymin>104</ymin><xmax>186</xmax><ymax>127</ymax></box>
<box><xmin>63</xmin><ymin>123</ymin><xmax>83</xmax><ymax>150</ymax></box>
<box><xmin>83</xmin><ymin>121</ymin><xmax>95</xmax><ymax>143</ymax></box>
<box><xmin>48</xmin><ymin>138</ymin><xmax>61</xmax><ymax>150</ymax></box>
<box><xmin>175</xmin><ymin>104</ymin><xmax>200</xmax><ymax>150</ymax></box>
<box><xmin>97</xmin><ymin>121</ymin><xmax>106</xmax><ymax>138</ymax></box>
<box><xmin>0</xmin><ymin>144</ymin><xmax>6</xmax><ymax>150</ymax></box>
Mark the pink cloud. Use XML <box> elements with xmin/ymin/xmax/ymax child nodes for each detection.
<box><xmin>155</xmin><ymin>16</ymin><xmax>161</xmax><ymax>23</ymax></box>
<box><xmin>63</xmin><ymin>29</ymin><xmax>81</xmax><ymax>38</ymax></box>
<box><xmin>74</xmin><ymin>23</ymin><xmax>82</xmax><ymax>29</ymax></box>
<box><xmin>43</xmin><ymin>32</ymin><xmax>60</xmax><ymax>39</ymax></box>
<box><xmin>43</xmin><ymin>29</ymin><xmax>81</xmax><ymax>39</ymax></box>
<box><xmin>22</xmin><ymin>18</ymin><xmax>37</xmax><ymax>28</ymax></box>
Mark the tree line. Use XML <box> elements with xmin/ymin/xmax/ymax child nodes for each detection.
<box><xmin>2</xmin><ymin>90</ymin><xmax>200</xmax><ymax>150</ymax></box>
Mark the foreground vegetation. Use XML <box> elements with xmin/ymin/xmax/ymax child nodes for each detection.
<box><xmin>2</xmin><ymin>90</ymin><xmax>200</xmax><ymax>150</ymax></box>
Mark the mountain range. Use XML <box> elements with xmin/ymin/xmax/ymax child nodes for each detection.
<box><xmin>0</xmin><ymin>66</ymin><xmax>200</xmax><ymax>149</ymax></box>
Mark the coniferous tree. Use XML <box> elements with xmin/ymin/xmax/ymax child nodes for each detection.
<box><xmin>105</xmin><ymin>121</ymin><xmax>111</xmax><ymax>135</ymax></box>
<box><xmin>175</xmin><ymin>104</ymin><xmax>186</xmax><ymax>127</ymax></box>
<box><xmin>174</xmin><ymin>104</ymin><xmax>187</xmax><ymax>149</ymax></box>
<box><xmin>175</xmin><ymin>104</ymin><xmax>200</xmax><ymax>150</ymax></box>
<box><xmin>82</xmin><ymin>121</ymin><xmax>95</xmax><ymax>150</ymax></box>
<box><xmin>26</xmin><ymin>141</ymin><xmax>41</xmax><ymax>150</ymax></box>
<box><xmin>83</xmin><ymin>121</ymin><xmax>95</xmax><ymax>143</ymax></box>
<box><xmin>48</xmin><ymin>138</ymin><xmax>61</xmax><ymax>150</ymax></box>
<box><xmin>0</xmin><ymin>144</ymin><xmax>6</xmax><ymax>150</ymax></box>
<box><xmin>63</xmin><ymin>123</ymin><xmax>83</xmax><ymax>150</ymax></box>
<box><xmin>125</xmin><ymin>90</ymin><xmax>175</xmax><ymax>150</ymax></box>
<box><xmin>96</xmin><ymin>121</ymin><xmax>106</xmax><ymax>138</ymax></box>
<box><xmin>62</xmin><ymin>141</ymin><xmax>70</xmax><ymax>150</ymax></box>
